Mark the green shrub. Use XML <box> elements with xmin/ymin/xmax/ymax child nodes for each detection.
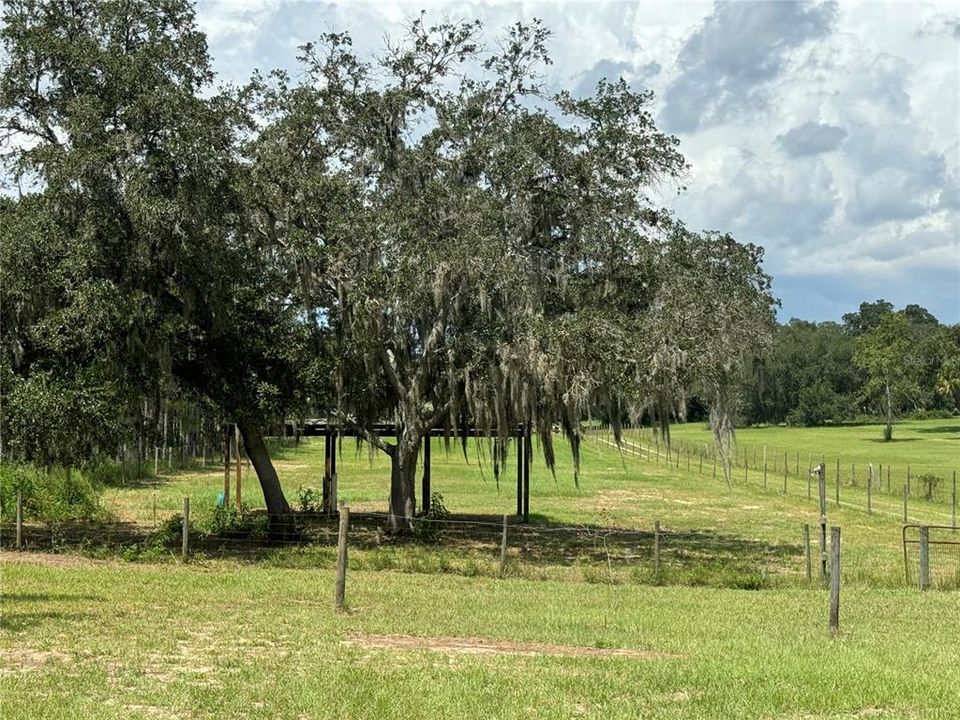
<box><xmin>0</xmin><ymin>463</ymin><xmax>103</xmax><ymax>522</ymax></box>
<box><xmin>412</xmin><ymin>492</ymin><xmax>450</xmax><ymax>542</ymax></box>
<box><xmin>204</xmin><ymin>504</ymin><xmax>269</xmax><ymax>540</ymax></box>
<box><xmin>297</xmin><ymin>486</ymin><xmax>322</xmax><ymax>513</ymax></box>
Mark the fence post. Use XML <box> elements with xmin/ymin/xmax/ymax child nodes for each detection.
<box><xmin>835</xmin><ymin>460</ymin><xmax>840</xmax><ymax>506</ymax></box>
<box><xmin>15</xmin><ymin>490</ymin><xmax>23</xmax><ymax>550</ymax></box>
<box><xmin>500</xmin><ymin>514</ymin><xmax>508</xmax><ymax>576</ymax></box>
<box><xmin>903</xmin><ymin>485</ymin><xmax>908</xmax><ymax>523</ymax></box>
<box><xmin>803</xmin><ymin>523</ymin><xmax>811</xmax><ymax>582</ymax></box>
<box><xmin>335</xmin><ymin>502</ymin><xmax>350</xmax><ymax>610</ymax></box>
<box><xmin>818</xmin><ymin>464</ymin><xmax>827</xmax><ymax>584</ymax></box>
<box><xmin>952</xmin><ymin>470</ymin><xmax>956</xmax><ymax>531</ymax></box>
<box><xmin>918</xmin><ymin>525</ymin><xmax>929</xmax><ymax>592</ymax></box>
<box><xmin>653</xmin><ymin>520</ymin><xmax>661</xmax><ymax>583</ymax></box>
<box><xmin>181</xmin><ymin>497</ymin><xmax>189</xmax><ymax>560</ymax></box>
<box><xmin>829</xmin><ymin>527</ymin><xmax>841</xmax><ymax>634</ymax></box>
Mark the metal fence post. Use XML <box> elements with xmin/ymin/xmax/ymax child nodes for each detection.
<box><xmin>15</xmin><ymin>490</ymin><xmax>23</xmax><ymax>550</ymax></box>
<box><xmin>829</xmin><ymin>527</ymin><xmax>841</xmax><ymax>634</ymax></box>
<box><xmin>918</xmin><ymin>526</ymin><xmax>929</xmax><ymax>592</ymax></box>
<box><xmin>181</xmin><ymin>497</ymin><xmax>190</xmax><ymax>560</ymax></box>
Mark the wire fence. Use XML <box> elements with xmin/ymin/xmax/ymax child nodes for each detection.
<box><xmin>3</xmin><ymin>504</ymin><xmax>957</xmax><ymax>590</ymax></box>
<box><xmin>586</xmin><ymin>426</ymin><xmax>959</xmax><ymax>529</ymax></box>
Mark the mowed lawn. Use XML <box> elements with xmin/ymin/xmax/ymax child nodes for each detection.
<box><xmin>665</xmin><ymin>419</ymin><xmax>959</xmax><ymax>492</ymax></box>
<box><xmin>2</xmin><ymin>556</ymin><xmax>959</xmax><ymax>720</ymax></box>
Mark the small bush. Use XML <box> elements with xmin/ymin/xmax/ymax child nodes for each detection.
<box><xmin>412</xmin><ymin>492</ymin><xmax>450</xmax><ymax>542</ymax></box>
<box><xmin>205</xmin><ymin>504</ymin><xmax>269</xmax><ymax>540</ymax></box>
<box><xmin>297</xmin><ymin>486</ymin><xmax>322</xmax><ymax>513</ymax></box>
<box><xmin>0</xmin><ymin>463</ymin><xmax>103</xmax><ymax>522</ymax></box>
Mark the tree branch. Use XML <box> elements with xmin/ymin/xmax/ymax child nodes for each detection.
<box><xmin>378</xmin><ymin>346</ymin><xmax>408</xmax><ymax>398</ymax></box>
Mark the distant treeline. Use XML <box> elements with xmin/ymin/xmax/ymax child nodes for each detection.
<box><xmin>735</xmin><ymin>300</ymin><xmax>960</xmax><ymax>427</ymax></box>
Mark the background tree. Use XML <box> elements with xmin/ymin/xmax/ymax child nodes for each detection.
<box><xmin>254</xmin><ymin>18</ymin><xmax>775</xmax><ymax>529</ymax></box>
<box><xmin>854</xmin><ymin>312</ymin><xmax>920</xmax><ymax>441</ymax></box>
<box><xmin>0</xmin><ymin>0</ymin><xmax>318</xmax><ymax>518</ymax></box>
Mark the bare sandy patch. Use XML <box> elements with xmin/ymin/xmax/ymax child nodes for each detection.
<box><xmin>342</xmin><ymin>633</ymin><xmax>670</xmax><ymax>659</ymax></box>
<box><xmin>0</xmin><ymin>646</ymin><xmax>72</xmax><ymax>674</ymax></box>
<box><xmin>0</xmin><ymin>550</ymin><xmax>111</xmax><ymax>569</ymax></box>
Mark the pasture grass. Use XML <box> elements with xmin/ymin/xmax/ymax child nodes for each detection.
<box><xmin>91</xmin><ymin>420</ymin><xmax>958</xmax><ymax>588</ymax></box>
<box><xmin>3</xmin><ymin>419</ymin><xmax>958</xmax><ymax>718</ymax></box>
<box><xmin>2</xmin><ymin>555</ymin><xmax>958</xmax><ymax>719</ymax></box>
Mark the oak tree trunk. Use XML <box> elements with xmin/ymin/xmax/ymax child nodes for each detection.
<box><xmin>387</xmin><ymin>438</ymin><xmax>419</xmax><ymax>533</ymax></box>
<box><xmin>884</xmin><ymin>381</ymin><xmax>893</xmax><ymax>442</ymax></box>
<box><xmin>236</xmin><ymin>417</ymin><xmax>293</xmax><ymax>520</ymax></box>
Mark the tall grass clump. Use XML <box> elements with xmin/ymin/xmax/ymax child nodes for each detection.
<box><xmin>0</xmin><ymin>463</ymin><xmax>103</xmax><ymax>522</ymax></box>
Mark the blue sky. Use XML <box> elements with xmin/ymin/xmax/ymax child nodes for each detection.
<box><xmin>196</xmin><ymin>0</ymin><xmax>960</xmax><ymax>323</ymax></box>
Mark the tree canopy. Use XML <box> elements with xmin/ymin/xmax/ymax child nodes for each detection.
<box><xmin>2</xmin><ymin>0</ymin><xmax>780</xmax><ymax>525</ymax></box>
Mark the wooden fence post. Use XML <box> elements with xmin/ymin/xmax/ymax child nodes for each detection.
<box><xmin>918</xmin><ymin>525</ymin><xmax>929</xmax><ymax>592</ymax></box>
<box><xmin>829</xmin><ymin>527</ymin><xmax>841</xmax><ymax>634</ymax></box>
<box><xmin>335</xmin><ymin>502</ymin><xmax>350</xmax><ymax>610</ymax></box>
<box><xmin>653</xmin><ymin>520</ymin><xmax>661</xmax><ymax>582</ymax></box>
<box><xmin>15</xmin><ymin>490</ymin><xmax>23</xmax><ymax>550</ymax></box>
<box><xmin>763</xmin><ymin>446</ymin><xmax>767</xmax><ymax>489</ymax></box>
<box><xmin>803</xmin><ymin>523</ymin><xmax>811</xmax><ymax>582</ymax></box>
<box><xmin>818</xmin><ymin>464</ymin><xmax>827</xmax><ymax>584</ymax></box>
<box><xmin>181</xmin><ymin>497</ymin><xmax>190</xmax><ymax>560</ymax></box>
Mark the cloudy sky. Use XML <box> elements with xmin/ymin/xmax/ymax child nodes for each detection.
<box><xmin>196</xmin><ymin>0</ymin><xmax>959</xmax><ymax>323</ymax></box>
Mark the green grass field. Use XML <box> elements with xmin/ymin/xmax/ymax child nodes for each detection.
<box><xmin>2</xmin><ymin>419</ymin><xmax>959</xmax><ymax>718</ymax></box>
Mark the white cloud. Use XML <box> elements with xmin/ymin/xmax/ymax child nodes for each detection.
<box><xmin>192</xmin><ymin>0</ymin><xmax>960</xmax><ymax>322</ymax></box>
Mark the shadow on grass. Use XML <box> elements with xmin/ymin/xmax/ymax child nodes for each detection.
<box><xmin>0</xmin><ymin>611</ymin><xmax>94</xmax><ymax>632</ymax></box>
<box><xmin>913</xmin><ymin>425</ymin><xmax>960</xmax><ymax>435</ymax></box>
<box><xmin>1</xmin><ymin>593</ymin><xmax>103</xmax><ymax>603</ymax></box>
<box><xmin>0</xmin><ymin>511</ymin><xmax>801</xmax><ymax>589</ymax></box>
